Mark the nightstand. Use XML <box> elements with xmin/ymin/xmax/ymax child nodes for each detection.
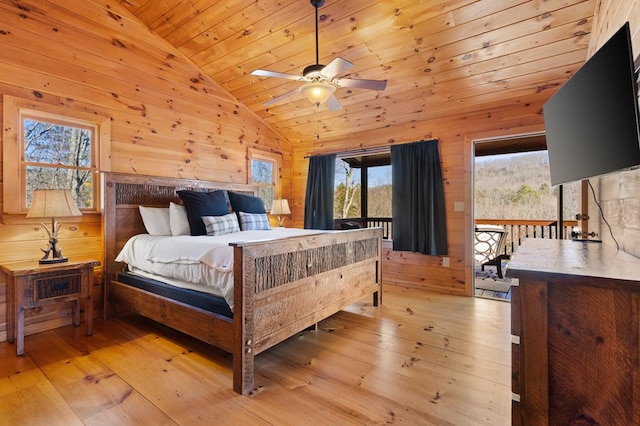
<box><xmin>1</xmin><ymin>259</ymin><xmax>99</xmax><ymax>355</ymax></box>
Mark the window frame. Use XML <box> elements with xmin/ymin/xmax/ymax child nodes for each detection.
<box><xmin>247</xmin><ymin>148</ymin><xmax>282</xmax><ymax>210</ymax></box>
<box><xmin>3</xmin><ymin>95</ymin><xmax>110</xmax><ymax>215</ymax></box>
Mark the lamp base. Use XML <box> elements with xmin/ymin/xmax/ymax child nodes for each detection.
<box><xmin>39</xmin><ymin>257</ymin><xmax>68</xmax><ymax>264</ymax></box>
<box><xmin>39</xmin><ymin>230</ymin><xmax>67</xmax><ymax>264</ymax></box>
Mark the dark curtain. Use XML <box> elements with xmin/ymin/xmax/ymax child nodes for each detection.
<box><xmin>391</xmin><ymin>139</ymin><xmax>448</xmax><ymax>255</ymax></box>
<box><xmin>304</xmin><ymin>154</ymin><xmax>336</xmax><ymax>230</ymax></box>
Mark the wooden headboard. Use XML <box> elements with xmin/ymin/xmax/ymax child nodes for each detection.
<box><xmin>102</xmin><ymin>172</ymin><xmax>258</xmax><ymax>300</ymax></box>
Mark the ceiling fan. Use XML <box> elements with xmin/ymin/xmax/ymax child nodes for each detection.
<box><xmin>251</xmin><ymin>0</ymin><xmax>387</xmax><ymax>111</ymax></box>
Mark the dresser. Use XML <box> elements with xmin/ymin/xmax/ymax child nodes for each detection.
<box><xmin>2</xmin><ymin>259</ymin><xmax>99</xmax><ymax>356</ymax></box>
<box><xmin>508</xmin><ymin>239</ymin><xmax>640</xmax><ymax>425</ymax></box>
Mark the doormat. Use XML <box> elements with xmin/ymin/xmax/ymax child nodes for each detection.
<box><xmin>475</xmin><ymin>276</ymin><xmax>513</xmax><ymax>293</ymax></box>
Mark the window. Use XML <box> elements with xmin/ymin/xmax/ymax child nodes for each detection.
<box><xmin>23</xmin><ymin>115</ymin><xmax>95</xmax><ymax>208</ymax></box>
<box><xmin>334</xmin><ymin>152</ymin><xmax>393</xmax><ymax>238</ymax></box>
<box><xmin>3</xmin><ymin>95</ymin><xmax>109</xmax><ymax>214</ymax></box>
<box><xmin>248</xmin><ymin>148</ymin><xmax>281</xmax><ymax>210</ymax></box>
<box><xmin>367</xmin><ymin>164</ymin><xmax>392</xmax><ymax>217</ymax></box>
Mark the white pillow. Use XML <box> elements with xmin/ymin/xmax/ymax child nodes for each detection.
<box><xmin>202</xmin><ymin>213</ymin><xmax>240</xmax><ymax>236</ymax></box>
<box><xmin>138</xmin><ymin>206</ymin><xmax>171</xmax><ymax>236</ymax></box>
<box><xmin>169</xmin><ymin>202</ymin><xmax>190</xmax><ymax>236</ymax></box>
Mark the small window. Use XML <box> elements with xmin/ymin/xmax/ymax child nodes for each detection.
<box><xmin>248</xmin><ymin>149</ymin><xmax>281</xmax><ymax>210</ymax></box>
<box><xmin>3</xmin><ymin>95</ymin><xmax>109</xmax><ymax>215</ymax></box>
<box><xmin>23</xmin><ymin>116</ymin><xmax>96</xmax><ymax>209</ymax></box>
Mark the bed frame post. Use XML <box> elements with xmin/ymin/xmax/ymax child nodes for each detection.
<box><xmin>375</xmin><ymin>235</ymin><xmax>383</xmax><ymax>305</ymax></box>
<box><xmin>233</xmin><ymin>245</ymin><xmax>255</xmax><ymax>395</ymax></box>
<box><xmin>103</xmin><ymin>176</ymin><xmax>116</xmax><ymax>320</ymax></box>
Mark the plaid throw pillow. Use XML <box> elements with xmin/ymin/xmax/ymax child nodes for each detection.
<box><xmin>202</xmin><ymin>213</ymin><xmax>240</xmax><ymax>236</ymax></box>
<box><xmin>238</xmin><ymin>211</ymin><xmax>271</xmax><ymax>231</ymax></box>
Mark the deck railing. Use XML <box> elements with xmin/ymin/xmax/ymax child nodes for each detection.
<box><xmin>335</xmin><ymin>217</ymin><xmax>578</xmax><ymax>253</ymax></box>
<box><xmin>366</xmin><ymin>218</ymin><xmax>393</xmax><ymax>239</ymax></box>
<box><xmin>475</xmin><ymin>219</ymin><xmax>579</xmax><ymax>256</ymax></box>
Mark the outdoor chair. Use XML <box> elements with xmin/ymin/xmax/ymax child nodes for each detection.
<box><xmin>474</xmin><ymin>224</ymin><xmax>510</xmax><ymax>279</ymax></box>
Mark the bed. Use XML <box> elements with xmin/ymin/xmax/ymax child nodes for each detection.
<box><xmin>103</xmin><ymin>172</ymin><xmax>383</xmax><ymax>395</ymax></box>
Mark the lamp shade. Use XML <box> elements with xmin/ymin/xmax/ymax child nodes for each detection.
<box><xmin>27</xmin><ymin>189</ymin><xmax>82</xmax><ymax>218</ymax></box>
<box><xmin>270</xmin><ymin>199</ymin><xmax>291</xmax><ymax>215</ymax></box>
<box><xmin>300</xmin><ymin>82</ymin><xmax>336</xmax><ymax>105</ymax></box>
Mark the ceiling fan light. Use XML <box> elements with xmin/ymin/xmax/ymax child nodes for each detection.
<box><xmin>300</xmin><ymin>82</ymin><xmax>336</xmax><ymax>105</ymax></box>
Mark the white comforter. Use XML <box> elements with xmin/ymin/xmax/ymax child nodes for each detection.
<box><xmin>115</xmin><ymin>228</ymin><xmax>324</xmax><ymax>310</ymax></box>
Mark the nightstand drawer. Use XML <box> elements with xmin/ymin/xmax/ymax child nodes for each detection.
<box><xmin>34</xmin><ymin>272</ymin><xmax>82</xmax><ymax>301</ymax></box>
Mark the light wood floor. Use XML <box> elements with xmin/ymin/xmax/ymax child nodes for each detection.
<box><xmin>0</xmin><ymin>286</ymin><xmax>512</xmax><ymax>425</ymax></box>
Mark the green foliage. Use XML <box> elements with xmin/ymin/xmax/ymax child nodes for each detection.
<box><xmin>539</xmin><ymin>182</ymin><xmax>549</xmax><ymax>194</ymax></box>
<box><xmin>511</xmin><ymin>184</ymin><xmax>540</xmax><ymax>204</ymax></box>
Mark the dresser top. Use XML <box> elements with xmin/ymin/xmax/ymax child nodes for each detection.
<box><xmin>507</xmin><ymin>239</ymin><xmax>640</xmax><ymax>283</ymax></box>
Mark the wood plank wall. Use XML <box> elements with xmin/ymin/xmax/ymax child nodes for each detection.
<box><xmin>0</xmin><ymin>0</ymin><xmax>289</xmax><ymax>341</ymax></box>
<box><xmin>588</xmin><ymin>0</ymin><xmax>640</xmax><ymax>258</ymax></box>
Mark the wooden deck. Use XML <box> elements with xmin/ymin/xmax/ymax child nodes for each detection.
<box><xmin>0</xmin><ymin>286</ymin><xmax>511</xmax><ymax>425</ymax></box>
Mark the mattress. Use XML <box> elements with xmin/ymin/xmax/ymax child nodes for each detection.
<box><xmin>115</xmin><ymin>228</ymin><xmax>325</xmax><ymax>310</ymax></box>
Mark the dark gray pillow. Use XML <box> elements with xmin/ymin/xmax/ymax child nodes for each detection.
<box><xmin>228</xmin><ymin>191</ymin><xmax>266</xmax><ymax>214</ymax></box>
<box><xmin>177</xmin><ymin>190</ymin><xmax>229</xmax><ymax>236</ymax></box>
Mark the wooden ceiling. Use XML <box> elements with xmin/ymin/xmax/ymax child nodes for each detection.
<box><xmin>118</xmin><ymin>0</ymin><xmax>596</xmax><ymax>147</ymax></box>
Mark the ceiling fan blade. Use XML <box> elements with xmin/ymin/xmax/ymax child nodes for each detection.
<box><xmin>326</xmin><ymin>94</ymin><xmax>342</xmax><ymax>111</ymax></box>
<box><xmin>263</xmin><ymin>88</ymin><xmax>300</xmax><ymax>106</ymax></box>
<box><xmin>251</xmin><ymin>69</ymin><xmax>303</xmax><ymax>81</ymax></box>
<box><xmin>335</xmin><ymin>77</ymin><xmax>388</xmax><ymax>91</ymax></box>
<box><xmin>320</xmin><ymin>57</ymin><xmax>353</xmax><ymax>80</ymax></box>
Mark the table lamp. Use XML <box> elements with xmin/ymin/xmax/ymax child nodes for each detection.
<box><xmin>270</xmin><ymin>199</ymin><xmax>291</xmax><ymax>227</ymax></box>
<box><xmin>27</xmin><ymin>189</ymin><xmax>82</xmax><ymax>264</ymax></box>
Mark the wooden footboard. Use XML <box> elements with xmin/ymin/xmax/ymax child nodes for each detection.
<box><xmin>232</xmin><ymin>228</ymin><xmax>382</xmax><ymax>394</ymax></box>
<box><xmin>103</xmin><ymin>172</ymin><xmax>382</xmax><ymax>395</ymax></box>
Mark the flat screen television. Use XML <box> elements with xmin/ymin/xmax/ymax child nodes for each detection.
<box><xmin>543</xmin><ymin>22</ymin><xmax>640</xmax><ymax>186</ymax></box>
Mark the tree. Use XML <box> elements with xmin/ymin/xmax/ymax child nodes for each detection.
<box><xmin>24</xmin><ymin>119</ymin><xmax>93</xmax><ymax>208</ymax></box>
<box><xmin>334</xmin><ymin>160</ymin><xmax>360</xmax><ymax>218</ymax></box>
<box><xmin>367</xmin><ymin>185</ymin><xmax>392</xmax><ymax>217</ymax></box>
<box><xmin>367</xmin><ymin>165</ymin><xmax>392</xmax><ymax>217</ymax></box>
<box><xmin>251</xmin><ymin>158</ymin><xmax>275</xmax><ymax>208</ymax></box>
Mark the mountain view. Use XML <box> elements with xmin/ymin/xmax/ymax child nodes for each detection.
<box><xmin>475</xmin><ymin>151</ymin><xmax>578</xmax><ymax>220</ymax></box>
